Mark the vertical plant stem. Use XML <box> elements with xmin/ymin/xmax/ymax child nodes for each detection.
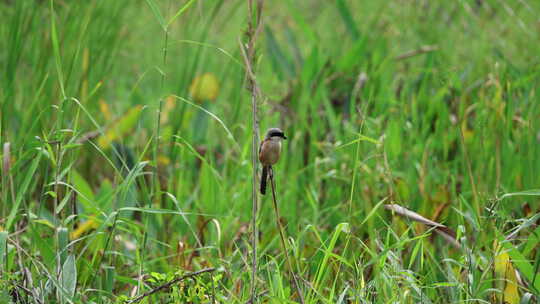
<box><xmin>50</xmin><ymin>0</ymin><xmax>67</xmax><ymax>290</ymax></box>
<box><xmin>249</xmin><ymin>79</ymin><xmax>260</xmax><ymax>303</ymax></box>
<box><xmin>269</xmin><ymin>169</ymin><xmax>305</xmax><ymax>304</ymax></box>
<box><xmin>348</xmin><ymin>138</ymin><xmax>360</xmax><ymax>221</ymax></box>
<box><xmin>244</xmin><ymin>0</ymin><xmax>263</xmax><ymax>302</ymax></box>
<box><xmin>153</xmin><ymin>15</ymin><xmax>170</xmax><ymax>194</ymax></box>
<box><xmin>54</xmin><ymin>141</ymin><xmax>62</xmax><ymax>280</ymax></box>
<box><xmin>140</xmin><ymin>0</ymin><xmax>171</xmax><ymax>293</ymax></box>
<box><xmin>152</xmin><ymin>0</ymin><xmax>171</xmax><ymax>209</ymax></box>
<box><xmin>459</xmin><ymin>124</ymin><xmax>480</xmax><ymax>215</ymax></box>
<box><xmin>85</xmin><ymin>212</ymin><xmax>119</xmax><ymax>289</ymax></box>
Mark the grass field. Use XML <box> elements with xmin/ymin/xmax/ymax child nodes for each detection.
<box><xmin>1</xmin><ymin>0</ymin><xmax>540</xmax><ymax>303</ymax></box>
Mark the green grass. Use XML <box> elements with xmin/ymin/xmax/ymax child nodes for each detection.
<box><xmin>1</xmin><ymin>0</ymin><xmax>540</xmax><ymax>303</ymax></box>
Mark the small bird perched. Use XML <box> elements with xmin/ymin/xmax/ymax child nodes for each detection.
<box><xmin>259</xmin><ymin>128</ymin><xmax>287</xmax><ymax>195</ymax></box>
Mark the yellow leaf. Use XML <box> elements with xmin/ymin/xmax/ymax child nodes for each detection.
<box><xmin>157</xmin><ymin>155</ymin><xmax>170</xmax><ymax>166</ymax></box>
<box><xmin>33</xmin><ymin>219</ymin><xmax>56</xmax><ymax>229</ymax></box>
<box><xmin>494</xmin><ymin>242</ymin><xmax>520</xmax><ymax>304</ymax></box>
<box><xmin>82</xmin><ymin>47</ymin><xmax>89</xmax><ymax>72</ymax></box>
<box><xmin>97</xmin><ymin>105</ymin><xmax>143</xmax><ymax>149</ymax></box>
<box><xmin>460</xmin><ymin>121</ymin><xmax>474</xmax><ymax>143</ymax></box>
<box><xmin>160</xmin><ymin>95</ymin><xmax>177</xmax><ymax>125</ymax></box>
<box><xmin>99</xmin><ymin>99</ymin><xmax>112</xmax><ymax>121</ymax></box>
<box><xmin>70</xmin><ymin>218</ymin><xmax>99</xmax><ymax>240</ymax></box>
<box><xmin>189</xmin><ymin>73</ymin><xmax>220</xmax><ymax>102</ymax></box>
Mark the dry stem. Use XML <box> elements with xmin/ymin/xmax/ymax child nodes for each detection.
<box><xmin>269</xmin><ymin>168</ymin><xmax>305</xmax><ymax>304</ymax></box>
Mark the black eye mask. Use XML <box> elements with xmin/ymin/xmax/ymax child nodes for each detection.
<box><xmin>269</xmin><ymin>131</ymin><xmax>286</xmax><ymax>139</ymax></box>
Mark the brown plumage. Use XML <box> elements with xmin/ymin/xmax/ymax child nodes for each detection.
<box><xmin>259</xmin><ymin>128</ymin><xmax>286</xmax><ymax>195</ymax></box>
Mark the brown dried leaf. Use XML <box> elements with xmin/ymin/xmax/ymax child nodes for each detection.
<box><xmin>385</xmin><ymin>204</ymin><xmax>445</xmax><ymax>227</ymax></box>
<box><xmin>385</xmin><ymin>204</ymin><xmax>459</xmax><ymax>248</ymax></box>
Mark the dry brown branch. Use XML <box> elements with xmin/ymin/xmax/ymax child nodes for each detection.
<box><xmin>384</xmin><ymin>204</ymin><xmax>460</xmax><ymax>249</ymax></box>
<box><xmin>269</xmin><ymin>168</ymin><xmax>305</xmax><ymax>303</ymax></box>
<box><xmin>76</xmin><ymin>130</ymin><xmax>100</xmax><ymax>144</ymax></box>
<box><xmin>242</xmin><ymin>0</ymin><xmax>264</xmax><ymax>302</ymax></box>
<box><xmin>395</xmin><ymin>45</ymin><xmax>439</xmax><ymax>61</ymax></box>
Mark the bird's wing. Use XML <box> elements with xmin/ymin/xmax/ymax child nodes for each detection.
<box><xmin>258</xmin><ymin>138</ymin><xmax>264</xmax><ymax>155</ymax></box>
<box><xmin>258</xmin><ymin>138</ymin><xmax>267</xmax><ymax>162</ymax></box>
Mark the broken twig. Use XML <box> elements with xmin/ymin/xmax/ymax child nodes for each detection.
<box><xmin>395</xmin><ymin>45</ymin><xmax>439</xmax><ymax>61</ymax></box>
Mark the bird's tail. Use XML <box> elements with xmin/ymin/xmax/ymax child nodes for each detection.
<box><xmin>260</xmin><ymin>166</ymin><xmax>268</xmax><ymax>195</ymax></box>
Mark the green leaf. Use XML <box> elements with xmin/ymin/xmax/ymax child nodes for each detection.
<box><xmin>522</xmin><ymin>225</ymin><xmax>540</xmax><ymax>257</ymax></box>
<box><xmin>58</xmin><ymin>227</ymin><xmax>69</xmax><ymax>265</ymax></box>
<box><xmin>283</xmin><ymin>0</ymin><xmax>317</xmax><ymax>42</ymax></box>
<box><xmin>49</xmin><ymin>0</ymin><xmax>65</xmax><ymax>99</ymax></box>
<box><xmin>500</xmin><ymin>189</ymin><xmax>540</xmax><ymax>200</ymax></box>
<box><xmin>171</xmin><ymin>95</ymin><xmax>239</xmax><ymax>151</ymax></box>
<box><xmin>0</xmin><ymin>231</ymin><xmax>7</xmax><ymax>270</ymax></box>
<box><xmin>6</xmin><ymin>152</ymin><xmax>42</xmax><ymax>230</ymax></box>
<box><xmin>117</xmin><ymin>206</ymin><xmax>203</xmax><ymax>216</ymax></box>
<box><xmin>96</xmin><ymin>179</ymin><xmax>114</xmax><ymax>211</ymax></box>
<box><xmin>386</xmin><ymin>119</ymin><xmax>403</xmax><ymax>158</ymax></box>
<box><xmin>168</xmin><ymin>0</ymin><xmax>197</xmax><ymax>26</ymax></box>
<box><xmin>312</xmin><ymin>223</ymin><xmax>349</xmax><ymax>296</ymax></box>
<box><xmin>31</xmin><ymin>227</ymin><xmax>55</xmax><ymax>267</ymax></box>
<box><xmin>337</xmin><ymin>133</ymin><xmax>380</xmax><ymax>149</ymax></box>
<box><xmin>61</xmin><ymin>254</ymin><xmax>77</xmax><ymax>300</ymax></box>
<box><xmin>265</xmin><ymin>26</ymin><xmax>295</xmax><ymax>80</ymax></box>
<box><xmin>337</xmin><ymin>38</ymin><xmax>366</xmax><ymax>70</ymax></box>
<box><xmin>174</xmin><ymin>136</ymin><xmax>222</xmax><ymax>182</ymax></box>
<box><xmin>115</xmin><ymin>274</ymin><xmax>139</xmax><ymax>286</ymax></box>
<box><xmin>71</xmin><ymin>170</ymin><xmax>95</xmax><ymax>211</ymax></box>
<box><xmin>102</xmin><ymin>266</ymin><xmax>115</xmax><ymax>293</ymax></box>
<box><xmin>336</xmin><ymin>0</ymin><xmax>359</xmax><ymax>40</ymax></box>
<box><xmin>145</xmin><ymin>0</ymin><xmax>166</xmax><ymax>30</ymax></box>
<box><xmin>55</xmin><ymin>191</ymin><xmax>72</xmax><ymax>214</ymax></box>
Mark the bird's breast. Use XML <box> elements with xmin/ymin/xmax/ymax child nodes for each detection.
<box><xmin>259</xmin><ymin>140</ymin><xmax>281</xmax><ymax>165</ymax></box>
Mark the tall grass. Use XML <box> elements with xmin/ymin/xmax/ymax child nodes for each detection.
<box><xmin>1</xmin><ymin>0</ymin><xmax>539</xmax><ymax>303</ymax></box>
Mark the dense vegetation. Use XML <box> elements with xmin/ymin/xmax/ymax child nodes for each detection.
<box><xmin>1</xmin><ymin>0</ymin><xmax>539</xmax><ymax>303</ymax></box>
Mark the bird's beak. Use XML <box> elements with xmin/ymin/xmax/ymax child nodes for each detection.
<box><xmin>283</xmin><ymin>135</ymin><xmax>287</xmax><ymax>140</ymax></box>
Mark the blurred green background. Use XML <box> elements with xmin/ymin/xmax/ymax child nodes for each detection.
<box><xmin>1</xmin><ymin>0</ymin><xmax>539</xmax><ymax>303</ymax></box>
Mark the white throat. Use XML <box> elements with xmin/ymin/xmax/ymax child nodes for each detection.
<box><xmin>269</xmin><ymin>136</ymin><xmax>283</xmax><ymax>142</ymax></box>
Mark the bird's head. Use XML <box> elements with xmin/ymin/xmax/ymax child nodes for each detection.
<box><xmin>265</xmin><ymin>128</ymin><xmax>287</xmax><ymax>140</ymax></box>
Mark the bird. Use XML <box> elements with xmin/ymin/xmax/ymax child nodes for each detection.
<box><xmin>259</xmin><ymin>128</ymin><xmax>287</xmax><ymax>195</ymax></box>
